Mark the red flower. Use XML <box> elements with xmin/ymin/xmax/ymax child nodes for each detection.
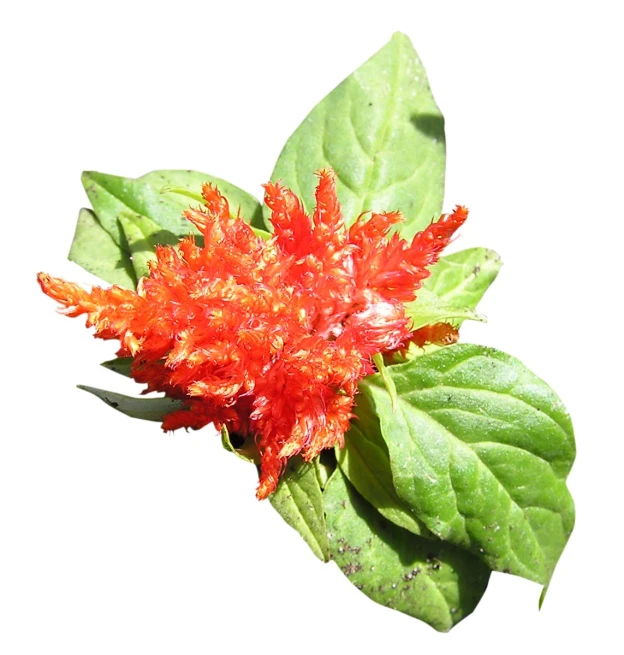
<box><xmin>38</xmin><ymin>170</ymin><xmax>467</xmax><ymax>498</ymax></box>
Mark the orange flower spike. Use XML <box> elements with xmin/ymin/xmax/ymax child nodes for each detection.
<box><xmin>263</xmin><ymin>180</ymin><xmax>312</xmax><ymax>256</ymax></box>
<box><xmin>38</xmin><ymin>169</ymin><xmax>469</xmax><ymax>501</ymax></box>
<box><xmin>406</xmin><ymin>205</ymin><xmax>469</xmax><ymax>272</ymax></box>
<box><xmin>312</xmin><ymin>169</ymin><xmax>345</xmax><ymax>239</ymax></box>
<box><xmin>37</xmin><ymin>273</ymin><xmax>146</xmax><ymax>354</ymax></box>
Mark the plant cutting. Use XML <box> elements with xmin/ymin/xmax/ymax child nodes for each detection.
<box><xmin>37</xmin><ymin>32</ymin><xmax>575</xmax><ymax>631</ymax></box>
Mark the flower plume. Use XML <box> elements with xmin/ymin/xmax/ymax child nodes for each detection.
<box><xmin>38</xmin><ymin>169</ymin><xmax>467</xmax><ymax>498</ymax></box>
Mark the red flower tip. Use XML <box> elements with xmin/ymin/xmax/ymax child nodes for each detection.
<box><xmin>39</xmin><ymin>171</ymin><xmax>467</xmax><ymax>498</ymax></box>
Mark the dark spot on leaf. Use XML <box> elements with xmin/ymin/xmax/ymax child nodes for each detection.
<box><xmin>473</xmin><ymin>264</ymin><xmax>481</xmax><ymax>275</ymax></box>
<box><xmin>341</xmin><ymin>563</ymin><xmax>362</xmax><ymax>577</ymax></box>
<box><xmin>104</xmin><ymin>397</ymin><xmax>119</xmax><ymax>408</ymax></box>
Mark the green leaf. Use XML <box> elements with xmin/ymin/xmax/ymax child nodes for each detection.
<box><xmin>266</xmin><ymin>32</ymin><xmax>445</xmax><ymax>237</ymax></box>
<box><xmin>358</xmin><ymin>344</ymin><xmax>575</xmax><ymax>585</ymax></box>
<box><xmin>68</xmin><ymin>208</ymin><xmax>137</xmax><ymax>288</ymax></box>
<box><xmin>406</xmin><ymin>288</ymin><xmax>485</xmax><ymax>331</ymax></box>
<box><xmin>423</xmin><ymin>247</ymin><xmax>502</xmax><ymax>312</ymax></box>
<box><xmin>269</xmin><ymin>457</ymin><xmax>330</xmax><ymax>562</ymax></box>
<box><xmin>220</xmin><ymin>425</ymin><xmax>258</xmax><ymax>464</ymax></box>
<box><xmin>324</xmin><ymin>468</ymin><xmax>491</xmax><ymax>632</ymax></box>
<box><xmin>339</xmin><ymin>420</ymin><xmax>432</xmax><ymax>538</ymax></box>
<box><xmin>77</xmin><ymin>385</ymin><xmax>184</xmax><ymax>421</ymax></box>
<box><xmin>117</xmin><ymin>211</ymin><xmax>179</xmax><ymax>280</ymax></box>
<box><xmin>101</xmin><ymin>357</ymin><xmax>133</xmax><ymax>377</ymax></box>
<box><xmin>82</xmin><ymin>169</ymin><xmax>265</xmax><ymax>249</ymax></box>
<box><xmin>314</xmin><ymin>454</ymin><xmax>336</xmax><ymax>491</ymax></box>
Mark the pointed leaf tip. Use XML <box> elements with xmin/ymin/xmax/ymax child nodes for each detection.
<box><xmin>77</xmin><ymin>385</ymin><xmax>184</xmax><ymax>422</ymax></box>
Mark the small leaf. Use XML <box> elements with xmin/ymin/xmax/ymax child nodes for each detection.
<box><xmin>101</xmin><ymin>357</ymin><xmax>133</xmax><ymax>377</ymax></box>
<box><xmin>314</xmin><ymin>454</ymin><xmax>336</xmax><ymax>491</ymax></box>
<box><xmin>324</xmin><ymin>468</ymin><xmax>491</xmax><ymax>632</ymax></box>
<box><xmin>68</xmin><ymin>208</ymin><xmax>137</xmax><ymax>288</ymax></box>
<box><xmin>266</xmin><ymin>32</ymin><xmax>445</xmax><ymax>237</ymax></box>
<box><xmin>77</xmin><ymin>385</ymin><xmax>184</xmax><ymax>421</ymax></box>
<box><xmin>82</xmin><ymin>169</ymin><xmax>264</xmax><ymax>249</ymax></box>
<box><xmin>359</xmin><ymin>344</ymin><xmax>575</xmax><ymax>585</ymax></box>
<box><xmin>117</xmin><ymin>211</ymin><xmax>179</xmax><ymax>280</ymax></box>
<box><xmin>424</xmin><ymin>247</ymin><xmax>502</xmax><ymax>312</ymax></box>
<box><xmin>220</xmin><ymin>425</ymin><xmax>258</xmax><ymax>464</ymax></box>
<box><xmin>269</xmin><ymin>457</ymin><xmax>330</xmax><ymax>562</ymax></box>
<box><xmin>406</xmin><ymin>287</ymin><xmax>485</xmax><ymax>331</ymax></box>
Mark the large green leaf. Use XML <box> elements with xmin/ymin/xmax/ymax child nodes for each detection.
<box><xmin>77</xmin><ymin>385</ymin><xmax>184</xmax><ymax>421</ymax></box>
<box><xmin>269</xmin><ymin>457</ymin><xmax>330</xmax><ymax>562</ymax></box>
<box><xmin>324</xmin><ymin>469</ymin><xmax>491</xmax><ymax>632</ymax></box>
<box><xmin>423</xmin><ymin>247</ymin><xmax>502</xmax><ymax>311</ymax></box>
<box><xmin>358</xmin><ymin>344</ymin><xmax>575</xmax><ymax>585</ymax></box>
<box><xmin>266</xmin><ymin>32</ymin><xmax>445</xmax><ymax>238</ymax></box>
<box><xmin>82</xmin><ymin>169</ymin><xmax>265</xmax><ymax>249</ymax></box>
<box><xmin>68</xmin><ymin>208</ymin><xmax>137</xmax><ymax>288</ymax></box>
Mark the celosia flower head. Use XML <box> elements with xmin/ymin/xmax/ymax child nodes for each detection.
<box><xmin>38</xmin><ymin>170</ymin><xmax>467</xmax><ymax>498</ymax></box>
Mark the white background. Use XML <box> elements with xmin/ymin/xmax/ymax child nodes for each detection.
<box><xmin>1</xmin><ymin>1</ymin><xmax>622</xmax><ymax>653</ymax></box>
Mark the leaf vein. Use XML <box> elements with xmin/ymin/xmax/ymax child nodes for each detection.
<box><xmin>396</xmin><ymin>381</ymin><xmax>572</xmax><ymax>450</ymax></box>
